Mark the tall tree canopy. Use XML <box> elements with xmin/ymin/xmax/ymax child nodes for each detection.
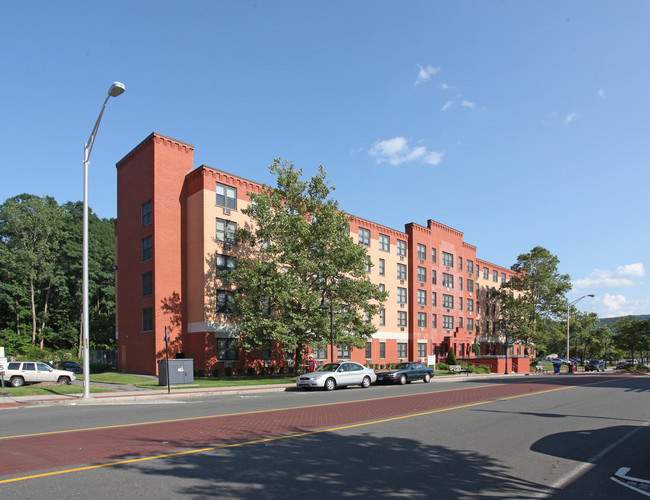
<box><xmin>218</xmin><ymin>160</ymin><xmax>387</xmax><ymax>367</ymax></box>
<box><xmin>495</xmin><ymin>246</ymin><xmax>572</xmax><ymax>350</ymax></box>
<box><xmin>611</xmin><ymin>316</ymin><xmax>650</xmax><ymax>360</ymax></box>
<box><xmin>0</xmin><ymin>194</ymin><xmax>115</xmax><ymax>356</ymax></box>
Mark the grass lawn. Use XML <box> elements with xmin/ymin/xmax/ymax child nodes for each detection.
<box><xmin>0</xmin><ymin>383</ymin><xmax>112</xmax><ymax>397</ymax></box>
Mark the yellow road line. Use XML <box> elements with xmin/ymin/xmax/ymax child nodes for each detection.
<box><xmin>0</xmin><ymin>383</ymin><xmax>578</xmax><ymax>485</ymax></box>
<box><xmin>0</xmin><ymin>382</ymin><xmax>502</xmax><ymax>441</ymax></box>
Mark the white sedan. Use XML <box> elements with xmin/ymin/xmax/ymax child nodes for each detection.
<box><xmin>296</xmin><ymin>361</ymin><xmax>376</xmax><ymax>391</ymax></box>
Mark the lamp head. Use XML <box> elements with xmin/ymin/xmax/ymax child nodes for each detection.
<box><xmin>108</xmin><ymin>82</ymin><xmax>126</xmax><ymax>98</ymax></box>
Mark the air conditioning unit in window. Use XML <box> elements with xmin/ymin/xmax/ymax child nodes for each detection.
<box><xmin>400</xmin><ymin>256</ymin><xmax>405</xmax><ymax>261</ymax></box>
<box><xmin>222</xmin><ymin>208</ymin><xmax>231</xmax><ymax>215</ymax></box>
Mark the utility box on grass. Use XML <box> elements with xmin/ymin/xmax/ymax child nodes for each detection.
<box><xmin>157</xmin><ymin>359</ymin><xmax>194</xmax><ymax>386</ymax></box>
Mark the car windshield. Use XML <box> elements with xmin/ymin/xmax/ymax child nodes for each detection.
<box><xmin>317</xmin><ymin>363</ymin><xmax>340</xmax><ymax>372</ymax></box>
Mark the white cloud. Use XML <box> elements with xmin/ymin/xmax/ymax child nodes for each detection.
<box><xmin>563</xmin><ymin>112</ymin><xmax>578</xmax><ymax>126</ymax></box>
<box><xmin>415</xmin><ymin>64</ymin><xmax>440</xmax><ymax>86</ymax></box>
<box><xmin>573</xmin><ymin>263</ymin><xmax>646</xmax><ymax>289</ymax></box>
<box><xmin>369</xmin><ymin>137</ymin><xmax>444</xmax><ymax>166</ymax></box>
<box><xmin>596</xmin><ymin>294</ymin><xmax>650</xmax><ymax>318</ymax></box>
<box><xmin>461</xmin><ymin>100</ymin><xmax>476</xmax><ymax>109</ymax></box>
<box><xmin>598</xmin><ymin>88</ymin><xmax>606</xmax><ymax>98</ymax></box>
<box><xmin>441</xmin><ymin>101</ymin><xmax>454</xmax><ymax>111</ymax></box>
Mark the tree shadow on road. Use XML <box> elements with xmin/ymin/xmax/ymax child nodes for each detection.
<box><xmin>119</xmin><ymin>430</ymin><xmax>551</xmax><ymax>498</ymax></box>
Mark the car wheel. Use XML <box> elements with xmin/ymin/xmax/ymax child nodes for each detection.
<box><xmin>324</xmin><ymin>378</ymin><xmax>336</xmax><ymax>391</ymax></box>
<box><xmin>399</xmin><ymin>374</ymin><xmax>407</xmax><ymax>385</ymax></box>
<box><xmin>361</xmin><ymin>376</ymin><xmax>371</xmax><ymax>388</ymax></box>
<box><xmin>423</xmin><ymin>373</ymin><xmax>431</xmax><ymax>383</ymax></box>
<box><xmin>57</xmin><ymin>376</ymin><xmax>71</xmax><ymax>385</ymax></box>
<box><xmin>10</xmin><ymin>376</ymin><xmax>24</xmax><ymax>387</ymax></box>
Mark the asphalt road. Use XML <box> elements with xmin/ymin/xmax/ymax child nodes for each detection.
<box><xmin>0</xmin><ymin>373</ymin><xmax>648</xmax><ymax>499</ymax></box>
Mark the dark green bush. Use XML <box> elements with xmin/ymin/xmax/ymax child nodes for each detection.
<box><xmin>446</xmin><ymin>351</ymin><xmax>457</xmax><ymax>365</ymax></box>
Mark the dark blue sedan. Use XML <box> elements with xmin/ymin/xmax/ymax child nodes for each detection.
<box><xmin>376</xmin><ymin>362</ymin><xmax>434</xmax><ymax>384</ymax></box>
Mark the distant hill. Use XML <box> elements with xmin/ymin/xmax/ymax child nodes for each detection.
<box><xmin>599</xmin><ymin>314</ymin><xmax>650</xmax><ymax>329</ymax></box>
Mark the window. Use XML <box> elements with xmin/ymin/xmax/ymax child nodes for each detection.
<box><xmin>484</xmin><ymin>267</ymin><xmax>489</xmax><ymax>279</ymax></box>
<box><xmin>142</xmin><ymin>271</ymin><xmax>152</xmax><ymax>297</ymax></box>
<box><xmin>312</xmin><ymin>345</ymin><xmax>327</xmax><ymax>360</ymax></box>
<box><xmin>379</xmin><ymin>234</ymin><xmax>390</xmax><ymax>252</ymax></box>
<box><xmin>379</xmin><ymin>284</ymin><xmax>385</xmax><ymax>292</ymax></box>
<box><xmin>417</xmin><ymin>244</ymin><xmax>426</xmax><ymax>261</ymax></box>
<box><xmin>397</xmin><ymin>263</ymin><xmax>407</xmax><ymax>280</ymax></box>
<box><xmin>365</xmin><ymin>258</ymin><xmax>371</xmax><ymax>274</ymax></box>
<box><xmin>442</xmin><ymin>273</ymin><xmax>454</xmax><ymax>288</ymax></box>
<box><xmin>365</xmin><ymin>342</ymin><xmax>372</xmax><ymax>359</ymax></box>
<box><xmin>398</xmin><ymin>311</ymin><xmax>407</xmax><ymax>327</ymax></box>
<box><xmin>380</xmin><ymin>342</ymin><xmax>386</xmax><ymax>359</ymax></box>
<box><xmin>397</xmin><ymin>343</ymin><xmax>407</xmax><ymax>358</ymax></box>
<box><xmin>418</xmin><ymin>312</ymin><xmax>427</xmax><ymax>328</ymax></box>
<box><xmin>443</xmin><ymin>315</ymin><xmax>454</xmax><ymax>330</ymax></box>
<box><xmin>337</xmin><ymin>345</ymin><xmax>350</xmax><ymax>359</ymax></box>
<box><xmin>458</xmin><ymin>257</ymin><xmax>463</xmax><ymax>270</ymax></box>
<box><xmin>467</xmin><ymin>318</ymin><xmax>474</xmax><ymax>332</ymax></box>
<box><xmin>142</xmin><ymin>307</ymin><xmax>153</xmax><ymax>332</ymax></box>
<box><xmin>418</xmin><ymin>343</ymin><xmax>427</xmax><ymax>359</ymax></box>
<box><xmin>443</xmin><ymin>294</ymin><xmax>454</xmax><ymax>309</ymax></box>
<box><xmin>142</xmin><ymin>236</ymin><xmax>152</xmax><ymax>262</ymax></box>
<box><xmin>459</xmin><ymin>277</ymin><xmax>463</xmax><ymax>291</ymax></box>
<box><xmin>467</xmin><ymin>298</ymin><xmax>474</xmax><ymax>312</ymax></box>
<box><xmin>216</xmin><ymin>183</ymin><xmax>237</xmax><ymax>210</ymax></box>
<box><xmin>417</xmin><ymin>266</ymin><xmax>427</xmax><ymax>283</ymax></box>
<box><xmin>417</xmin><ymin>289</ymin><xmax>427</xmax><ymax>306</ymax></box>
<box><xmin>359</xmin><ymin>227</ymin><xmax>370</xmax><ymax>246</ymax></box>
<box><xmin>442</xmin><ymin>252</ymin><xmax>454</xmax><ymax>268</ymax></box>
<box><xmin>216</xmin><ymin>218</ymin><xmax>237</xmax><ymax>244</ymax></box>
<box><xmin>397</xmin><ymin>287</ymin><xmax>407</xmax><ymax>304</ymax></box>
<box><xmin>432</xmin><ymin>270</ymin><xmax>437</xmax><ymax>285</ymax></box>
<box><xmin>459</xmin><ymin>317</ymin><xmax>463</xmax><ymax>328</ymax></box>
<box><xmin>379</xmin><ymin>308</ymin><xmax>385</xmax><ymax>326</ymax></box>
<box><xmin>493</xmin><ymin>270</ymin><xmax>498</xmax><ymax>282</ymax></box>
<box><xmin>379</xmin><ymin>258</ymin><xmax>385</xmax><ymax>276</ymax></box>
<box><xmin>365</xmin><ymin>311</ymin><xmax>371</xmax><ymax>325</ymax></box>
<box><xmin>216</xmin><ymin>290</ymin><xmax>234</xmax><ymax>314</ymax></box>
<box><xmin>467</xmin><ymin>279</ymin><xmax>474</xmax><ymax>292</ymax></box>
<box><xmin>501</xmin><ymin>272</ymin><xmax>506</xmax><ymax>283</ymax></box>
<box><xmin>217</xmin><ymin>338</ymin><xmax>238</xmax><ymax>360</ymax></box>
<box><xmin>216</xmin><ymin>254</ymin><xmax>236</xmax><ymax>275</ymax></box>
<box><xmin>431</xmin><ymin>313</ymin><xmax>437</xmax><ymax>328</ymax></box>
<box><xmin>458</xmin><ymin>297</ymin><xmax>463</xmax><ymax>311</ymax></box>
<box><xmin>141</xmin><ymin>200</ymin><xmax>152</xmax><ymax>226</ymax></box>
<box><xmin>397</xmin><ymin>239</ymin><xmax>407</xmax><ymax>257</ymax></box>
<box><xmin>467</xmin><ymin>260</ymin><xmax>474</xmax><ymax>274</ymax></box>
<box><xmin>431</xmin><ymin>291</ymin><xmax>437</xmax><ymax>307</ymax></box>
<box><xmin>431</xmin><ymin>248</ymin><xmax>437</xmax><ymax>263</ymax></box>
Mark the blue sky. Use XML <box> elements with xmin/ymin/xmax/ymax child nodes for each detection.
<box><xmin>1</xmin><ymin>1</ymin><xmax>648</xmax><ymax>318</ymax></box>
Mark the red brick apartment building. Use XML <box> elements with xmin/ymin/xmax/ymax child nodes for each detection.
<box><xmin>115</xmin><ymin>133</ymin><xmax>526</xmax><ymax>375</ymax></box>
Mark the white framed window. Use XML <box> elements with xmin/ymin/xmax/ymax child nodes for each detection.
<box><xmin>418</xmin><ymin>289</ymin><xmax>427</xmax><ymax>306</ymax></box>
<box><xmin>216</xmin><ymin>183</ymin><xmax>237</xmax><ymax>210</ymax></box>
<box><xmin>443</xmin><ymin>315</ymin><xmax>454</xmax><ymax>330</ymax></box>
<box><xmin>397</xmin><ymin>343</ymin><xmax>407</xmax><ymax>358</ymax></box>
<box><xmin>398</xmin><ymin>311</ymin><xmax>407</xmax><ymax>327</ymax></box>
<box><xmin>443</xmin><ymin>294</ymin><xmax>454</xmax><ymax>309</ymax></box>
<box><xmin>417</xmin><ymin>244</ymin><xmax>426</xmax><ymax>260</ymax></box>
<box><xmin>397</xmin><ymin>263</ymin><xmax>407</xmax><ymax>280</ymax></box>
<box><xmin>418</xmin><ymin>312</ymin><xmax>427</xmax><ymax>328</ymax></box>
<box><xmin>359</xmin><ymin>227</ymin><xmax>370</xmax><ymax>246</ymax></box>
<box><xmin>442</xmin><ymin>252</ymin><xmax>454</xmax><ymax>267</ymax></box>
<box><xmin>417</xmin><ymin>267</ymin><xmax>427</xmax><ymax>283</ymax></box>
<box><xmin>216</xmin><ymin>218</ymin><xmax>237</xmax><ymax>244</ymax></box>
<box><xmin>397</xmin><ymin>287</ymin><xmax>407</xmax><ymax>304</ymax></box>
<box><xmin>397</xmin><ymin>239</ymin><xmax>407</xmax><ymax>257</ymax></box>
<box><xmin>379</xmin><ymin>258</ymin><xmax>385</xmax><ymax>276</ymax></box>
<box><xmin>379</xmin><ymin>234</ymin><xmax>390</xmax><ymax>252</ymax></box>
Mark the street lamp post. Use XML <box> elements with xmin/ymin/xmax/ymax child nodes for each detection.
<box><xmin>566</xmin><ymin>294</ymin><xmax>594</xmax><ymax>374</ymax></box>
<box><xmin>82</xmin><ymin>82</ymin><xmax>125</xmax><ymax>399</ymax></box>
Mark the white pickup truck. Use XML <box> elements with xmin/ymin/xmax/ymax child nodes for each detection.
<box><xmin>1</xmin><ymin>361</ymin><xmax>76</xmax><ymax>387</ymax></box>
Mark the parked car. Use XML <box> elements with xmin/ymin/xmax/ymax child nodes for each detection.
<box><xmin>296</xmin><ymin>361</ymin><xmax>376</xmax><ymax>391</ymax></box>
<box><xmin>377</xmin><ymin>362</ymin><xmax>434</xmax><ymax>384</ymax></box>
<box><xmin>585</xmin><ymin>359</ymin><xmax>605</xmax><ymax>372</ymax></box>
<box><xmin>56</xmin><ymin>361</ymin><xmax>82</xmax><ymax>374</ymax></box>
<box><xmin>1</xmin><ymin>361</ymin><xmax>77</xmax><ymax>387</ymax></box>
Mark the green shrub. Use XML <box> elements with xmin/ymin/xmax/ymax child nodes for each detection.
<box><xmin>247</xmin><ymin>367</ymin><xmax>256</xmax><ymax>376</ymax></box>
<box><xmin>211</xmin><ymin>367</ymin><xmax>220</xmax><ymax>378</ymax></box>
<box><xmin>90</xmin><ymin>363</ymin><xmax>114</xmax><ymax>374</ymax></box>
<box><xmin>446</xmin><ymin>351</ymin><xmax>457</xmax><ymax>365</ymax></box>
<box><xmin>437</xmin><ymin>363</ymin><xmax>448</xmax><ymax>370</ymax></box>
<box><xmin>225</xmin><ymin>367</ymin><xmax>233</xmax><ymax>377</ymax></box>
<box><xmin>194</xmin><ymin>368</ymin><xmax>206</xmax><ymax>378</ymax></box>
